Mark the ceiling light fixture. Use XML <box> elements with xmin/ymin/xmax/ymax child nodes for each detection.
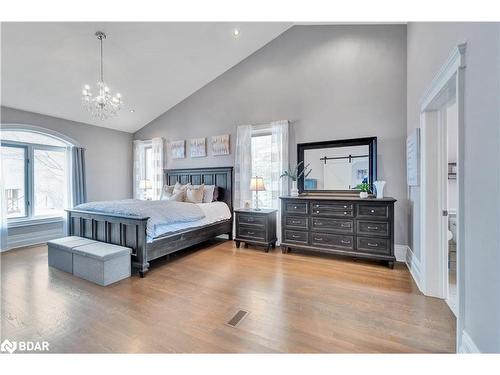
<box><xmin>82</xmin><ymin>31</ymin><xmax>122</xmax><ymax>120</ymax></box>
<box><xmin>232</xmin><ymin>28</ymin><xmax>240</xmax><ymax>38</ymax></box>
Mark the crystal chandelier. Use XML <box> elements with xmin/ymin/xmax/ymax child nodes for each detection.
<box><xmin>82</xmin><ymin>31</ymin><xmax>122</xmax><ymax>120</ymax></box>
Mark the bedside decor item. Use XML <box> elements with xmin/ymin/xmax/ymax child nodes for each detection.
<box><xmin>212</xmin><ymin>134</ymin><xmax>230</xmax><ymax>156</ymax></box>
<box><xmin>171</xmin><ymin>140</ymin><xmax>185</xmax><ymax>159</ymax></box>
<box><xmin>234</xmin><ymin>208</ymin><xmax>277</xmax><ymax>252</ymax></box>
<box><xmin>139</xmin><ymin>179</ymin><xmax>152</xmax><ymax>200</ymax></box>
<box><xmin>190</xmin><ymin>138</ymin><xmax>206</xmax><ymax>158</ymax></box>
<box><xmin>250</xmin><ymin>176</ymin><xmax>266</xmax><ymax>210</ymax></box>
<box><xmin>373</xmin><ymin>180</ymin><xmax>386</xmax><ymax>199</ymax></box>
<box><xmin>355</xmin><ymin>179</ymin><xmax>371</xmax><ymax>198</ymax></box>
<box><xmin>280</xmin><ymin>161</ymin><xmax>311</xmax><ymax>197</ymax></box>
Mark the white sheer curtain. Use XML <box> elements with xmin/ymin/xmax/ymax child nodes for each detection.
<box><xmin>0</xmin><ymin>154</ymin><xmax>8</xmax><ymax>251</ymax></box>
<box><xmin>133</xmin><ymin>140</ymin><xmax>145</xmax><ymax>199</ymax></box>
<box><xmin>150</xmin><ymin>137</ymin><xmax>164</xmax><ymax>200</ymax></box>
<box><xmin>270</xmin><ymin>120</ymin><xmax>289</xmax><ymax>244</ymax></box>
<box><xmin>234</xmin><ymin>125</ymin><xmax>253</xmax><ymax>210</ymax></box>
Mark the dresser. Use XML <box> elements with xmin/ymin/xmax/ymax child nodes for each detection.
<box><xmin>280</xmin><ymin>196</ymin><xmax>396</xmax><ymax>268</ymax></box>
<box><xmin>234</xmin><ymin>208</ymin><xmax>278</xmax><ymax>252</ymax></box>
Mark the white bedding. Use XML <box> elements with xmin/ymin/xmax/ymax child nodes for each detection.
<box><xmin>150</xmin><ymin>201</ymin><xmax>231</xmax><ymax>242</ymax></box>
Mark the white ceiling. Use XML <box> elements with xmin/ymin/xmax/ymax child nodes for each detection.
<box><xmin>1</xmin><ymin>22</ymin><xmax>292</xmax><ymax>133</ymax></box>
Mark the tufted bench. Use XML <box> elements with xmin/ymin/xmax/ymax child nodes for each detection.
<box><xmin>47</xmin><ymin>237</ymin><xmax>131</xmax><ymax>286</ymax></box>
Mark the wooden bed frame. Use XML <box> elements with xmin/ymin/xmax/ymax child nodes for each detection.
<box><xmin>66</xmin><ymin>167</ymin><xmax>233</xmax><ymax>277</ymax></box>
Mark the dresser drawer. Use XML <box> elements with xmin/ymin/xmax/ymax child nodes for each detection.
<box><xmin>285</xmin><ymin>216</ymin><xmax>309</xmax><ymax>229</ymax></box>
<box><xmin>237</xmin><ymin>214</ymin><xmax>266</xmax><ymax>227</ymax></box>
<box><xmin>311</xmin><ymin>232</ymin><xmax>354</xmax><ymax>250</ymax></box>
<box><xmin>311</xmin><ymin>217</ymin><xmax>353</xmax><ymax>234</ymax></box>
<box><xmin>356</xmin><ymin>237</ymin><xmax>390</xmax><ymax>255</ymax></box>
<box><xmin>284</xmin><ymin>230</ymin><xmax>309</xmax><ymax>244</ymax></box>
<box><xmin>310</xmin><ymin>202</ymin><xmax>354</xmax><ymax>218</ymax></box>
<box><xmin>285</xmin><ymin>202</ymin><xmax>308</xmax><ymax>214</ymax></box>
<box><xmin>357</xmin><ymin>204</ymin><xmax>389</xmax><ymax>219</ymax></box>
<box><xmin>357</xmin><ymin>221</ymin><xmax>390</xmax><ymax>237</ymax></box>
<box><xmin>237</xmin><ymin>225</ymin><xmax>266</xmax><ymax>241</ymax></box>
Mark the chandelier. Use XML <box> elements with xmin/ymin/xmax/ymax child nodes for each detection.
<box><xmin>82</xmin><ymin>31</ymin><xmax>122</xmax><ymax>120</ymax></box>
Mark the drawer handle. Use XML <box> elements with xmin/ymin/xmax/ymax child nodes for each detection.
<box><xmin>341</xmin><ymin>240</ymin><xmax>351</xmax><ymax>244</ymax></box>
<box><xmin>247</xmin><ymin>218</ymin><xmax>254</xmax><ymax>222</ymax></box>
<box><xmin>248</xmin><ymin>231</ymin><xmax>255</xmax><ymax>235</ymax></box>
<box><xmin>315</xmin><ymin>204</ymin><xmax>319</xmax><ymax>208</ymax></box>
<box><xmin>294</xmin><ymin>206</ymin><xmax>298</xmax><ymax>209</ymax></box>
<box><xmin>367</xmin><ymin>226</ymin><xmax>379</xmax><ymax>230</ymax></box>
<box><xmin>315</xmin><ymin>222</ymin><xmax>323</xmax><ymax>226</ymax></box>
<box><xmin>316</xmin><ymin>211</ymin><xmax>320</xmax><ymax>214</ymax></box>
<box><xmin>371</xmin><ymin>210</ymin><xmax>375</xmax><ymax>213</ymax></box>
<box><xmin>341</xmin><ymin>223</ymin><xmax>350</xmax><ymax>228</ymax></box>
<box><xmin>343</xmin><ymin>212</ymin><xmax>347</xmax><ymax>215</ymax></box>
<box><xmin>291</xmin><ymin>220</ymin><xmax>301</xmax><ymax>224</ymax></box>
<box><xmin>367</xmin><ymin>242</ymin><xmax>378</xmax><ymax>247</ymax></box>
<box><xmin>292</xmin><ymin>234</ymin><xmax>300</xmax><ymax>239</ymax></box>
<box><xmin>343</xmin><ymin>205</ymin><xmax>347</xmax><ymax>208</ymax></box>
<box><xmin>315</xmin><ymin>237</ymin><xmax>323</xmax><ymax>241</ymax></box>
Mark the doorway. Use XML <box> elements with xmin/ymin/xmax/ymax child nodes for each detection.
<box><xmin>419</xmin><ymin>44</ymin><xmax>466</xmax><ymax>351</ymax></box>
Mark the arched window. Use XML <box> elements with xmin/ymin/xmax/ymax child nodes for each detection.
<box><xmin>1</xmin><ymin>128</ymin><xmax>72</xmax><ymax>220</ymax></box>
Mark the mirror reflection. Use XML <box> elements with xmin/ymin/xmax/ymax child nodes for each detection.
<box><xmin>304</xmin><ymin>145</ymin><xmax>370</xmax><ymax>190</ymax></box>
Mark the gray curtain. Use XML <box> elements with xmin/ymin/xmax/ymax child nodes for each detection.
<box><xmin>71</xmin><ymin>147</ymin><xmax>87</xmax><ymax>206</ymax></box>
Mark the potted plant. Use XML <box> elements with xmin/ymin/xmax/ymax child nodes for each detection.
<box><xmin>355</xmin><ymin>178</ymin><xmax>372</xmax><ymax>199</ymax></box>
<box><xmin>280</xmin><ymin>161</ymin><xmax>312</xmax><ymax>197</ymax></box>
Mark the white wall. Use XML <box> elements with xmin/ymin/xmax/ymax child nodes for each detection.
<box><xmin>135</xmin><ymin>25</ymin><xmax>408</xmax><ymax>245</ymax></box>
<box><xmin>407</xmin><ymin>22</ymin><xmax>500</xmax><ymax>353</ymax></box>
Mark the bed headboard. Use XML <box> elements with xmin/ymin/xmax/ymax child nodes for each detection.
<box><xmin>164</xmin><ymin>167</ymin><xmax>233</xmax><ymax>211</ymax></box>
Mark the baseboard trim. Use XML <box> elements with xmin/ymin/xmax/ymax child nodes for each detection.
<box><xmin>459</xmin><ymin>330</ymin><xmax>481</xmax><ymax>353</ymax></box>
<box><xmin>405</xmin><ymin>246</ymin><xmax>424</xmax><ymax>293</ymax></box>
<box><xmin>6</xmin><ymin>228</ymin><xmax>63</xmax><ymax>250</ymax></box>
<box><xmin>394</xmin><ymin>245</ymin><xmax>407</xmax><ymax>262</ymax></box>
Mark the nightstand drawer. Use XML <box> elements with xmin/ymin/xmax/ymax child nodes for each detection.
<box><xmin>311</xmin><ymin>233</ymin><xmax>354</xmax><ymax>250</ymax></box>
<box><xmin>237</xmin><ymin>225</ymin><xmax>266</xmax><ymax>241</ymax></box>
<box><xmin>285</xmin><ymin>216</ymin><xmax>309</xmax><ymax>229</ymax></box>
<box><xmin>357</xmin><ymin>221</ymin><xmax>390</xmax><ymax>237</ymax></box>
<box><xmin>285</xmin><ymin>202</ymin><xmax>308</xmax><ymax>214</ymax></box>
<box><xmin>237</xmin><ymin>214</ymin><xmax>266</xmax><ymax>227</ymax></box>
<box><xmin>311</xmin><ymin>217</ymin><xmax>353</xmax><ymax>234</ymax></box>
<box><xmin>284</xmin><ymin>230</ymin><xmax>308</xmax><ymax>244</ymax></box>
<box><xmin>356</xmin><ymin>237</ymin><xmax>390</xmax><ymax>255</ymax></box>
<box><xmin>357</xmin><ymin>204</ymin><xmax>389</xmax><ymax>219</ymax></box>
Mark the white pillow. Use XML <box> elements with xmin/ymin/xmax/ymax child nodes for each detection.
<box><xmin>186</xmin><ymin>184</ymin><xmax>205</xmax><ymax>203</ymax></box>
<box><xmin>159</xmin><ymin>185</ymin><xmax>175</xmax><ymax>200</ymax></box>
<box><xmin>173</xmin><ymin>182</ymin><xmax>190</xmax><ymax>194</ymax></box>
<box><xmin>165</xmin><ymin>191</ymin><xmax>185</xmax><ymax>202</ymax></box>
<box><xmin>203</xmin><ymin>185</ymin><xmax>216</xmax><ymax>203</ymax></box>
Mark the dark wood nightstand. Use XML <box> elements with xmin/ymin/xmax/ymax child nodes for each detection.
<box><xmin>234</xmin><ymin>208</ymin><xmax>277</xmax><ymax>252</ymax></box>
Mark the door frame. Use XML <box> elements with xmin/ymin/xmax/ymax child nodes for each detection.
<box><xmin>419</xmin><ymin>43</ymin><xmax>466</xmax><ymax>351</ymax></box>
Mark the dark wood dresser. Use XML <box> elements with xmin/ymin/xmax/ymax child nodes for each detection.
<box><xmin>234</xmin><ymin>208</ymin><xmax>277</xmax><ymax>252</ymax></box>
<box><xmin>280</xmin><ymin>196</ymin><xmax>396</xmax><ymax>268</ymax></box>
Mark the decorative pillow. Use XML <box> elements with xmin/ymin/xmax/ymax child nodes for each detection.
<box><xmin>165</xmin><ymin>191</ymin><xmax>185</xmax><ymax>202</ymax></box>
<box><xmin>159</xmin><ymin>185</ymin><xmax>175</xmax><ymax>200</ymax></box>
<box><xmin>173</xmin><ymin>182</ymin><xmax>190</xmax><ymax>194</ymax></box>
<box><xmin>186</xmin><ymin>184</ymin><xmax>205</xmax><ymax>203</ymax></box>
<box><xmin>202</xmin><ymin>185</ymin><xmax>216</xmax><ymax>203</ymax></box>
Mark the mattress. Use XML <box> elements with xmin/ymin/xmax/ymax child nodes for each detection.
<box><xmin>149</xmin><ymin>201</ymin><xmax>231</xmax><ymax>242</ymax></box>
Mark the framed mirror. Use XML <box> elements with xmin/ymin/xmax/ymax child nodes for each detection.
<box><xmin>297</xmin><ymin>137</ymin><xmax>377</xmax><ymax>194</ymax></box>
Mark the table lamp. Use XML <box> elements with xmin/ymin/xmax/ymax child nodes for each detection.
<box><xmin>250</xmin><ymin>176</ymin><xmax>266</xmax><ymax>210</ymax></box>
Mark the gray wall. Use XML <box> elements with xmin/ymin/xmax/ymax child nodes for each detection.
<box><xmin>407</xmin><ymin>22</ymin><xmax>500</xmax><ymax>352</ymax></box>
<box><xmin>1</xmin><ymin>106</ymin><xmax>133</xmax><ymax>250</ymax></box>
<box><xmin>135</xmin><ymin>25</ymin><xmax>408</xmax><ymax>245</ymax></box>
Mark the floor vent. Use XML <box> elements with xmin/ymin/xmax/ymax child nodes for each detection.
<box><xmin>226</xmin><ymin>310</ymin><xmax>249</xmax><ymax>328</ymax></box>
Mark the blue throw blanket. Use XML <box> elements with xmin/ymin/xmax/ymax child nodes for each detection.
<box><xmin>74</xmin><ymin>199</ymin><xmax>205</xmax><ymax>240</ymax></box>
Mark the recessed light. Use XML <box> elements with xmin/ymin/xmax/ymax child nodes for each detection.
<box><xmin>129</xmin><ymin>109</ymin><xmax>135</xmax><ymax>113</ymax></box>
<box><xmin>232</xmin><ymin>28</ymin><xmax>240</xmax><ymax>38</ymax></box>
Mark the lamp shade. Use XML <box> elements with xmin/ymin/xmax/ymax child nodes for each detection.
<box><xmin>250</xmin><ymin>176</ymin><xmax>266</xmax><ymax>191</ymax></box>
<box><xmin>139</xmin><ymin>179</ymin><xmax>152</xmax><ymax>189</ymax></box>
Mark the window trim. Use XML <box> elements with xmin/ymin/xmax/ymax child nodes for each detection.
<box><xmin>2</xmin><ymin>139</ymin><xmax>68</xmax><ymax>225</ymax></box>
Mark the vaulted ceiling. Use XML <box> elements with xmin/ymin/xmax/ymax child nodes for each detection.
<box><xmin>1</xmin><ymin>22</ymin><xmax>292</xmax><ymax>133</ymax></box>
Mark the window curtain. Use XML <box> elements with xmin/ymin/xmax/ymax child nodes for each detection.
<box><xmin>0</xmin><ymin>155</ymin><xmax>8</xmax><ymax>251</ymax></box>
<box><xmin>133</xmin><ymin>138</ymin><xmax>164</xmax><ymax>200</ymax></box>
<box><xmin>71</xmin><ymin>147</ymin><xmax>87</xmax><ymax>206</ymax></box>
<box><xmin>234</xmin><ymin>125</ymin><xmax>253</xmax><ymax>211</ymax></box>
<box><xmin>270</xmin><ymin>120</ymin><xmax>289</xmax><ymax>244</ymax></box>
<box><xmin>150</xmin><ymin>137</ymin><xmax>164</xmax><ymax>200</ymax></box>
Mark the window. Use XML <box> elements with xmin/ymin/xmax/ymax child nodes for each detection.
<box><xmin>251</xmin><ymin>133</ymin><xmax>273</xmax><ymax>208</ymax></box>
<box><xmin>1</xmin><ymin>129</ymin><xmax>69</xmax><ymax>221</ymax></box>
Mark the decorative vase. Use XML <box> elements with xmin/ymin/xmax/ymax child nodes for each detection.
<box><xmin>373</xmin><ymin>180</ymin><xmax>386</xmax><ymax>199</ymax></box>
<box><xmin>360</xmin><ymin>191</ymin><xmax>368</xmax><ymax>199</ymax></box>
<box><xmin>291</xmin><ymin>180</ymin><xmax>299</xmax><ymax>197</ymax></box>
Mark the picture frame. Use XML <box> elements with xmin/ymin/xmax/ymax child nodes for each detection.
<box><xmin>190</xmin><ymin>137</ymin><xmax>207</xmax><ymax>158</ymax></box>
<box><xmin>212</xmin><ymin>134</ymin><xmax>230</xmax><ymax>156</ymax></box>
<box><xmin>170</xmin><ymin>140</ymin><xmax>185</xmax><ymax>159</ymax></box>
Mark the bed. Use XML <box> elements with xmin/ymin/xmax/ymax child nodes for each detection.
<box><xmin>66</xmin><ymin>167</ymin><xmax>233</xmax><ymax>277</ymax></box>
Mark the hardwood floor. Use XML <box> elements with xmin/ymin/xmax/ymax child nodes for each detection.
<box><xmin>0</xmin><ymin>240</ymin><xmax>456</xmax><ymax>353</ymax></box>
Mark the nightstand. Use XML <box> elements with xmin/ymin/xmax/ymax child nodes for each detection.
<box><xmin>234</xmin><ymin>208</ymin><xmax>277</xmax><ymax>252</ymax></box>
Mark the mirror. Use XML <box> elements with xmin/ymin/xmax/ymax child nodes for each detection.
<box><xmin>297</xmin><ymin>137</ymin><xmax>377</xmax><ymax>193</ymax></box>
